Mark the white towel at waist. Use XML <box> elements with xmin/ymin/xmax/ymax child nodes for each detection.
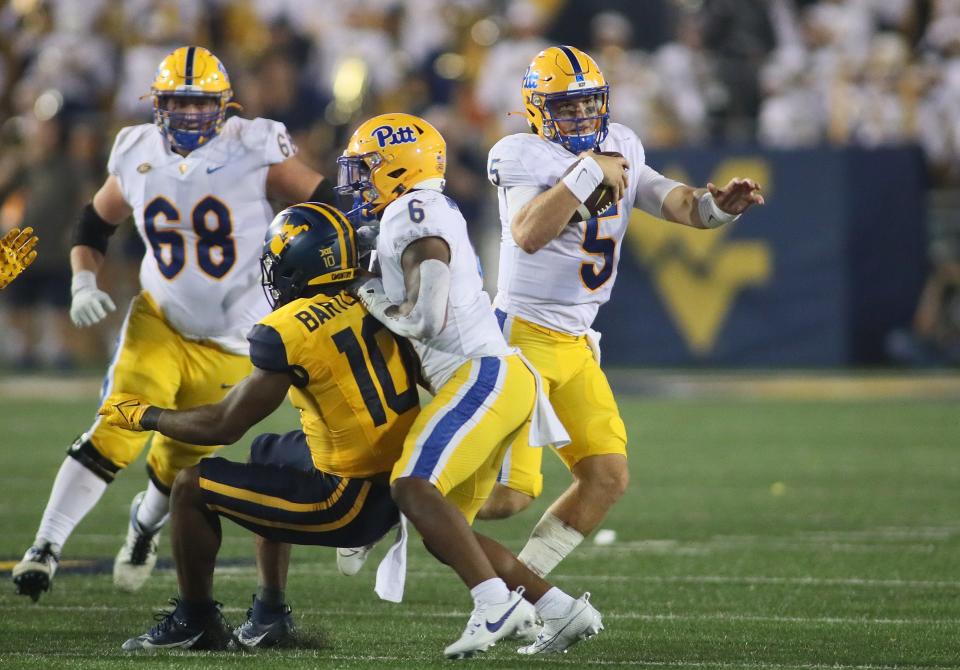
<box><xmin>374</xmin><ymin>514</ymin><xmax>408</xmax><ymax>603</ymax></box>
<box><xmin>514</xmin><ymin>350</ymin><xmax>571</xmax><ymax>449</ymax></box>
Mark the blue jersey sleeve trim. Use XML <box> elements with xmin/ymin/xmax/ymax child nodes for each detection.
<box><xmin>247</xmin><ymin>324</ymin><xmax>290</xmax><ymax>373</ymax></box>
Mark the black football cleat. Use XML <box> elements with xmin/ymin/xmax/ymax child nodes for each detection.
<box><xmin>122</xmin><ymin>598</ymin><xmax>235</xmax><ymax>651</ymax></box>
<box><xmin>234</xmin><ymin>596</ymin><xmax>297</xmax><ymax>648</ymax></box>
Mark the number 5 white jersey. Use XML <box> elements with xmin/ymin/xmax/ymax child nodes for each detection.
<box><xmin>487</xmin><ymin>123</ymin><xmax>682</xmax><ymax>335</ymax></box>
<box><xmin>376</xmin><ymin>189</ymin><xmax>511</xmax><ymax>392</ymax></box>
<box><xmin>108</xmin><ymin>116</ymin><xmax>295</xmax><ymax>354</ymax></box>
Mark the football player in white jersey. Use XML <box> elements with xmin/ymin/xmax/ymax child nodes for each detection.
<box><xmin>480</xmin><ymin>46</ymin><xmax>764</xmax><ymax>575</ymax></box>
<box><xmin>341</xmin><ymin>113</ymin><xmax>603</xmax><ymax>657</ymax></box>
<box><xmin>13</xmin><ymin>46</ymin><xmax>338</xmax><ymax>602</ymax></box>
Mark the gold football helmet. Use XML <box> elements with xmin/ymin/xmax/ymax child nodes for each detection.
<box><xmin>151</xmin><ymin>46</ymin><xmax>232</xmax><ymax>152</ymax></box>
<box><xmin>336</xmin><ymin>113</ymin><xmax>446</xmax><ymax>220</ymax></box>
<box><xmin>522</xmin><ymin>45</ymin><xmax>609</xmax><ymax>153</ymax></box>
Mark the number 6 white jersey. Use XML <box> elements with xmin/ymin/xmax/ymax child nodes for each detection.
<box><xmin>108</xmin><ymin>116</ymin><xmax>295</xmax><ymax>354</ymax></box>
<box><xmin>487</xmin><ymin>122</ymin><xmax>682</xmax><ymax>335</ymax></box>
<box><xmin>376</xmin><ymin>188</ymin><xmax>510</xmax><ymax>392</ymax></box>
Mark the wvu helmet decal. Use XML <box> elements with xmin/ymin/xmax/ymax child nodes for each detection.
<box><xmin>151</xmin><ymin>46</ymin><xmax>233</xmax><ymax>153</ymax></box>
<box><xmin>522</xmin><ymin>45</ymin><xmax>610</xmax><ymax>154</ymax></box>
<box><xmin>260</xmin><ymin>203</ymin><xmax>359</xmax><ymax>308</ymax></box>
<box><xmin>335</xmin><ymin>113</ymin><xmax>446</xmax><ymax>222</ymax></box>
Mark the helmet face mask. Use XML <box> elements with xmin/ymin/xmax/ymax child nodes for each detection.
<box><xmin>151</xmin><ymin>46</ymin><xmax>232</xmax><ymax>153</ymax></box>
<box><xmin>336</xmin><ymin>152</ymin><xmax>382</xmax><ymax>223</ymax></box>
<box><xmin>155</xmin><ymin>93</ymin><xmax>223</xmax><ymax>152</ymax></box>
<box><xmin>542</xmin><ymin>89</ymin><xmax>609</xmax><ymax>153</ymax></box>
<box><xmin>260</xmin><ymin>203</ymin><xmax>359</xmax><ymax>309</ymax></box>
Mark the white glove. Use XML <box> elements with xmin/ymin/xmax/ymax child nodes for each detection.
<box><xmin>356</xmin><ymin>225</ymin><xmax>379</xmax><ymax>255</ymax></box>
<box><xmin>70</xmin><ymin>270</ymin><xmax>116</xmax><ymax>327</ymax></box>
<box><xmin>355</xmin><ymin>277</ymin><xmax>394</xmax><ymax>320</ymax></box>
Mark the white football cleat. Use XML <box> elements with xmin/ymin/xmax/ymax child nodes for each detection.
<box><xmin>511</xmin><ymin>613</ymin><xmax>541</xmax><ymax>642</ymax></box>
<box><xmin>12</xmin><ymin>541</ymin><xmax>61</xmax><ymax>602</ymax></box>
<box><xmin>518</xmin><ymin>592</ymin><xmax>603</xmax><ymax>655</ymax></box>
<box><xmin>336</xmin><ymin>544</ymin><xmax>376</xmax><ymax>577</ymax></box>
<box><xmin>113</xmin><ymin>491</ymin><xmax>166</xmax><ymax>592</ymax></box>
<box><xmin>443</xmin><ymin>587</ymin><xmax>536</xmax><ymax>659</ymax></box>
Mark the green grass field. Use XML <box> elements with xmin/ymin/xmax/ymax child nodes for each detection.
<box><xmin>1</xmin><ymin>378</ymin><xmax>958</xmax><ymax>669</ymax></box>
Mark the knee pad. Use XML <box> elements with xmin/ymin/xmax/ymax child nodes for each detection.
<box><xmin>66</xmin><ymin>435</ymin><xmax>121</xmax><ymax>483</ymax></box>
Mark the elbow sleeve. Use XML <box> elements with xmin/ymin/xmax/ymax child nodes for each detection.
<box><xmin>72</xmin><ymin>203</ymin><xmax>118</xmax><ymax>254</ymax></box>
<box><xmin>405</xmin><ymin>259</ymin><xmax>450</xmax><ymax>338</ymax></box>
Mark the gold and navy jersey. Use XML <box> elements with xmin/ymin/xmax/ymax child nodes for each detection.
<box><xmin>247</xmin><ymin>291</ymin><xmax>420</xmax><ymax>477</ymax></box>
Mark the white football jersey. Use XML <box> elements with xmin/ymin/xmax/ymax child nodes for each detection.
<box><xmin>108</xmin><ymin>116</ymin><xmax>295</xmax><ymax>354</ymax></box>
<box><xmin>376</xmin><ymin>188</ymin><xmax>510</xmax><ymax>392</ymax></box>
<box><xmin>488</xmin><ymin>123</ymin><xmax>682</xmax><ymax>335</ymax></box>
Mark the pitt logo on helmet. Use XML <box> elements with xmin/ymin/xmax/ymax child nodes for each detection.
<box><xmin>522</xmin><ymin>45</ymin><xmax>610</xmax><ymax>154</ymax></box>
<box><xmin>372</xmin><ymin>125</ymin><xmax>417</xmax><ymax>148</ymax></box>
<box><xmin>151</xmin><ymin>46</ymin><xmax>233</xmax><ymax>153</ymax></box>
<box><xmin>522</xmin><ymin>67</ymin><xmax>539</xmax><ymax>89</ymax></box>
<box><xmin>336</xmin><ymin>113</ymin><xmax>446</xmax><ymax>221</ymax></box>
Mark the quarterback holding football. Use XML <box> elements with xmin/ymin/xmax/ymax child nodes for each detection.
<box><xmin>481</xmin><ymin>45</ymin><xmax>764</xmax><ymax>574</ymax></box>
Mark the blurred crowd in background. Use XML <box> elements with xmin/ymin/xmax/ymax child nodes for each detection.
<box><xmin>1</xmin><ymin>0</ymin><xmax>958</xmax><ymax>369</ymax></box>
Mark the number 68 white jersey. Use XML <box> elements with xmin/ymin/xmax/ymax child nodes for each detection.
<box><xmin>487</xmin><ymin>122</ymin><xmax>682</xmax><ymax>335</ymax></box>
<box><xmin>108</xmin><ymin>116</ymin><xmax>295</xmax><ymax>354</ymax></box>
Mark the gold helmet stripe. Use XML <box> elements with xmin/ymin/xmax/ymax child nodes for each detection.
<box><xmin>297</xmin><ymin>203</ymin><xmax>357</xmax><ymax>270</ymax></box>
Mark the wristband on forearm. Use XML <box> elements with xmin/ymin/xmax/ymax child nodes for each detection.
<box><xmin>71</xmin><ymin>270</ymin><xmax>99</xmax><ymax>296</ymax></box>
<box><xmin>561</xmin><ymin>156</ymin><xmax>604</xmax><ymax>203</ymax></box>
<box><xmin>140</xmin><ymin>406</ymin><xmax>163</xmax><ymax>432</ymax></box>
<box><xmin>697</xmin><ymin>192</ymin><xmax>740</xmax><ymax>229</ymax></box>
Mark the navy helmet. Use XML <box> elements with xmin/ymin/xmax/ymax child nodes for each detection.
<box><xmin>260</xmin><ymin>202</ymin><xmax>359</xmax><ymax>308</ymax></box>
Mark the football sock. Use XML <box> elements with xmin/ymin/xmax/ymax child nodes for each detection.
<box><xmin>177</xmin><ymin>597</ymin><xmax>217</xmax><ymax>623</ymax></box>
<box><xmin>517</xmin><ymin>512</ymin><xmax>584</xmax><ymax>577</ymax></box>
<box><xmin>533</xmin><ymin>587</ymin><xmax>576</xmax><ymax>621</ymax></box>
<box><xmin>135</xmin><ymin>480</ymin><xmax>170</xmax><ymax>531</ymax></box>
<box><xmin>36</xmin><ymin>456</ymin><xmax>108</xmax><ymax>549</ymax></box>
<box><xmin>470</xmin><ymin>577</ymin><xmax>511</xmax><ymax>608</ymax></box>
<box><xmin>253</xmin><ymin>587</ymin><xmax>287</xmax><ymax>621</ymax></box>
<box><xmin>256</xmin><ymin>585</ymin><xmax>286</xmax><ymax>608</ymax></box>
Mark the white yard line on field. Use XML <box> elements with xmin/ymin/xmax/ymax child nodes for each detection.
<box><xmin>2</xmin><ymin>603</ymin><xmax>956</xmax><ymax>628</ymax></box>
<box><xmin>0</xmin><ymin>650</ymin><xmax>956</xmax><ymax>669</ymax></box>
<box><xmin>231</xmin><ymin>565</ymin><xmax>960</xmax><ymax>590</ymax></box>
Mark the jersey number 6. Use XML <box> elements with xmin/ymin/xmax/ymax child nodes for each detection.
<box><xmin>144</xmin><ymin>195</ymin><xmax>236</xmax><ymax>280</ymax></box>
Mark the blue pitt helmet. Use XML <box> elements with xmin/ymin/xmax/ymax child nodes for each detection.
<box><xmin>260</xmin><ymin>203</ymin><xmax>359</xmax><ymax>308</ymax></box>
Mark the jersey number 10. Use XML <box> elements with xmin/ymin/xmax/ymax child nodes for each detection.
<box><xmin>333</xmin><ymin>314</ymin><xmax>419</xmax><ymax>426</ymax></box>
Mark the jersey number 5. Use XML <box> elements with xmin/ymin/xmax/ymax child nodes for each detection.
<box><xmin>580</xmin><ymin>205</ymin><xmax>618</xmax><ymax>291</ymax></box>
<box><xmin>144</xmin><ymin>195</ymin><xmax>236</xmax><ymax>280</ymax></box>
<box><xmin>332</xmin><ymin>314</ymin><xmax>419</xmax><ymax>426</ymax></box>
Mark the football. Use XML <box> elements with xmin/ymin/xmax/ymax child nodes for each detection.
<box><xmin>564</xmin><ymin>151</ymin><xmax>622</xmax><ymax>222</ymax></box>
